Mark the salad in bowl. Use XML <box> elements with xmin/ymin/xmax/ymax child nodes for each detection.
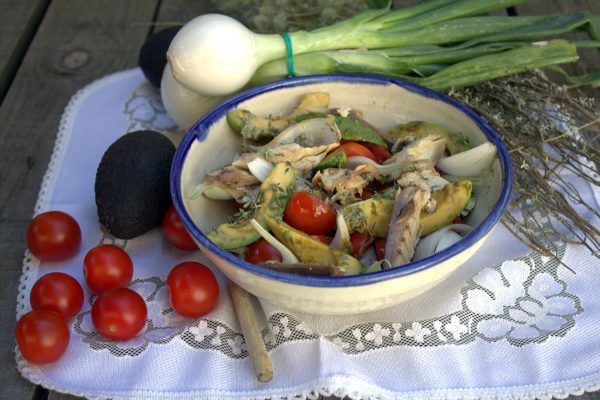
<box><xmin>171</xmin><ymin>75</ymin><xmax>512</xmax><ymax>314</ymax></box>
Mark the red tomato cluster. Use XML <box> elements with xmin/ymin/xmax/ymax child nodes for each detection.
<box><xmin>16</xmin><ymin>208</ymin><xmax>219</xmax><ymax>365</ymax></box>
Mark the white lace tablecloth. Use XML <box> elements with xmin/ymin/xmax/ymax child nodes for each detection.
<box><xmin>15</xmin><ymin>69</ymin><xmax>600</xmax><ymax>400</ymax></box>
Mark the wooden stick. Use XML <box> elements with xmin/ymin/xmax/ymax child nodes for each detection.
<box><xmin>228</xmin><ymin>281</ymin><xmax>273</xmax><ymax>382</ymax></box>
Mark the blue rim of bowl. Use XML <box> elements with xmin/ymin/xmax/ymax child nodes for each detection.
<box><xmin>171</xmin><ymin>74</ymin><xmax>513</xmax><ymax>287</ymax></box>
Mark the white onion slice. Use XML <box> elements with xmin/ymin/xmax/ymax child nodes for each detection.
<box><xmin>247</xmin><ymin>157</ymin><xmax>273</xmax><ymax>182</ymax></box>
<box><xmin>330</xmin><ymin>213</ymin><xmax>351</xmax><ymax>252</ymax></box>
<box><xmin>202</xmin><ymin>184</ymin><xmax>234</xmax><ymax>200</ymax></box>
<box><xmin>346</xmin><ymin>156</ymin><xmax>379</xmax><ymax>169</ymax></box>
<box><xmin>436</xmin><ymin>142</ymin><xmax>497</xmax><ymax>176</ymax></box>
<box><xmin>250</xmin><ymin>219</ymin><xmax>299</xmax><ymax>264</ymax></box>
<box><xmin>413</xmin><ymin>224</ymin><xmax>473</xmax><ymax>261</ymax></box>
<box><xmin>435</xmin><ymin>230</ymin><xmax>463</xmax><ymax>252</ymax></box>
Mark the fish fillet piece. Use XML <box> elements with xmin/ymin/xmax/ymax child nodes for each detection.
<box><xmin>384</xmin><ymin>185</ymin><xmax>431</xmax><ymax>266</ymax></box>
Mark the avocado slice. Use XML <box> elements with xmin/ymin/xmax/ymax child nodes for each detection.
<box><xmin>386</xmin><ymin>121</ymin><xmax>470</xmax><ymax>155</ymax></box>
<box><xmin>333</xmin><ymin>115</ymin><xmax>387</xmax><ymax>147</ymax></box>
<box><xmin>226</xmin><ymin>93</ymin><xmax>330</xmax><ymax>141</ymax></box>
<box><xmin>421</xmin><ymin>180</ymin><xmax>472</xmax><ymax>236</ymax></box>
<box><xmin>313</xmin><ymin>148</ymin><xmax>347</xmax><ymax>172</ymax></box>
<box><xmin>342</xmin><ymin>198</ymin><xmax>394</xmax><ymax>238</ymax></box>
<box><xmin>207</xmin><ymin>163</ymin><xmax>296</xmax><ymax>249</ymax></box>
<box><xmin>341</xmin><ymin>181</ymin><xmax>472</xmax><ymax>238</ymax></box>
<box><xmin>266</xmin><ymin>217</ymin><xmax>363</xmax><ymax>276</ymax></box>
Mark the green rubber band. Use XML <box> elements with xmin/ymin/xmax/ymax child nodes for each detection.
<box><xmin>281</xmin><ymin>32</ymin><xmax>295</xmax><ymax>78</ymax></box>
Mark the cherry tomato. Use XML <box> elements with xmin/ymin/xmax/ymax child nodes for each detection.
<box><xmin>15</xmin><ymin>310</ymin><xmax>70</xmax><ymax>364</ymax></box>
<box><xmin>83</xmin><ymin>245</ymin><xmax>133</xmax><ymax>294</ymax></box>
<box><xmin>167</xmin><ymin>262</ymin><xmax>219</xmax><ymax>318</ymax></box>
<box><xmin>350</xmin><ymin>232</ymin><xmax>371</xmax><ymax>257</ymax></box>
<box><xmin>375</xmin><ymin>239</ymin><xmax>387</xmax><ymax>261</ymax></box>
<box><xmin>30</xmin><ymin>272</ymin><xmax>84</xmax><ymax>320</ymax></box>
<box><xmin>452</xmin><ymin>216</ymin><xmax>463</xmax><ymax>224</ymax></box>
<box><xmin>284</xmin><ymin>192</ymin><xmax>336</xmax><ymax>235</ymax></box>
<box><xmin>91</xmin><ymin>287</ymin><xmax>147</xmax><ymax>340</ymax></box>
<box><xmin>245</xmin><ymin>238</ymin><xmax>282</xmax><ymax>264</ymax></box>
<box><xmin>26</xmin><ymin>211</ymin><xmax>81</xmax><ymax>262</ymax></box>
<box><xmin>363</xmin><ymin>142</ymin><xmax>393</xmax><ymax>163</ymax></box>
<box><xmin>340</xmin><ymin>142</ymin><xmax>376</xmax><ymax>162</ymax></box>
<box><xmin>162</xmin><ymin>206</ymin><xmax>198</xmax><ymax>250</ymax></box>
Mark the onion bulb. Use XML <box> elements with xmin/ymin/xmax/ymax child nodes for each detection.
<box><xmin>160</xmin><ymin>65</ymin><xmax>226</xmax><ymax>130</ymax></box>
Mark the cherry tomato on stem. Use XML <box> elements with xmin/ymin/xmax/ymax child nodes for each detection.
<box><xmin>349</xmin><ymin>232</ymin><xmax>371</xmax><ymax>257</ymax></box>
<box><xmin>163</xmin><ymin>206</ymin><xmax>198</xmax><ymax>250</ymax></box>
<box><xmin>284</xmin><ymin>192</ymin><xmax>336</xmax><ymax>235</ymax></box>
<box><xmin>91</xmin><ymin>287</ymin><xmax>147</xmax><ymax>341</ymax></box>
<box><xmin>15</xmin><ymin>310</ymin><xmax>70</xmax><ymax>364</ymax></box>
<box><xmin>84</xmin><ymin>245</ymin><xmax>133</xmax><ymax>294</ymax></box>
<box><xmin>30</xmin><ymin>272</ymin><xmax>84</xmax><ymax>320</ymax></box>
<box><xmin>167</xmin><ymin>262</ymin><xmax>219</xmax><ymax>318</ymax></box>
<box><xmin>245</xmin><ymin>238</ymin><xmax>282</xmax><ymax>264</ymax></box>
<box><xmin>26</xmin><ymin>211</ymin><xmax>81</xmax><ymax>262</ymax></box>
<box><xmin>340</xmin><ymin>142</ymin><xmax>376</xmax><ymax>162</ymax></box>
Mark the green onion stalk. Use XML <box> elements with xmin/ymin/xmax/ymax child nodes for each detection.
<box><xmin>161</xmin><ymin>0</ymin><xmax>600</xmax><ymax>129</ymax></box>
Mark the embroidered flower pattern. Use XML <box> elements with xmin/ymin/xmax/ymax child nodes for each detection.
<box><xmin>364</xmin><ymin>324</ymin><xmax>390</xmax><ymax>346</ymax></box>
<box><xmin>124</xmin><ymin>84</ymin><xmax>177</xmax><ymax>132</ymax></box>
<box><xmin>405</xmin><ymin>322</ymin><xmax>431</xmax><ymax>343</ymax></box>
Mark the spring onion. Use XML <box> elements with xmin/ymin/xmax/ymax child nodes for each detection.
<box><xmin>162</xmin><ymin>0</ymin><xmax>599</xmax><ymax>128</ymax></box>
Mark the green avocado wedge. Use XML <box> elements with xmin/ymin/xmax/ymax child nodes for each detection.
<box><xmin>207</xmin><ymin>163</ymin><xmax>296</xmax><ymax>249</ymax></box>
<box><xmin>313</xmin><ymin>148</ymin><xmax>347</xmax><ymax>172</ymax></box>
<box><xmin>386</xmin><ymin>121</ymin><xmax>470</xmax><ymax>155</ymax></box>
<box><xmin>341</xmin><ymin>181</ymin><xmax>473</xmax><ymax>238</ymax></box>
<box><xmin>226</xmin><ymin>93</ymin><xmax>330</xmax><ymax>142</ymax></box>
<box><xmin>265</xmin><ymin>217</ymin><xmax>363</xmax><ymax>276</ymax></box>
<box><xmin>333</xmin><ymin>115</ymin><xmax>387</xmax><ymax>146</ymax></box>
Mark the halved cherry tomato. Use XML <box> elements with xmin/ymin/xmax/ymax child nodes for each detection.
<box><xmin>163</xmin><ymin>206</ymin><xmax>198</xmax><ymax>250</ymax></box>
<box><xmin>30</xmin><ymin>272</ymin><xmax>84</xmax><ymax>320</ymax></box>
<box><xmin>375</xmin><ymin>239</ymin><xmax>387</xmax><ymax>261</ymax></box>
<box><xmin>349</xmin><ymin>232</ymin><xmax>371</xmax><ymax>257</ymax></box>
<box><xmin>84</xmin><ymin>245</ymin><xmax>133</xmax><ymax>294</ymax></box>
<box><xmin>15</xmin><ymin>310</ymin><xmax>70</xmax><ymax>364</ymax></box>
<box><xmin>284</xmin><ymin>192</ymin><xmax>336</xmax><ymax>235</ymax></box>
<box><xmin>167</xmin><ymin>262</ymin><xmax>219</xmax><ymax>318</ymax></box>
<box><xmin>26</xmin><ymin>211</ymin><xmax>81</xmax><ymax>262</ymax></box>
<box><xmin>91</xmin><ymin>287</ymin><xmax>147</xmax><ymax>340</ymax></box>
<box><xmin>363</xmin><ymin>142</ymin><xmax>392</xmax><ymax>163</ymax></box>
<box><xmin>340</xmin><ymin>142</ymin><xmax>376</xmax><ymax>162</ymax></box>
<box><xmin>245</xmin><ymin>238</ymin><xmax>282</xmax><ymax>264</ymax></box>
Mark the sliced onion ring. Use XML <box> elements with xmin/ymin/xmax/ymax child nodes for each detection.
<box><xmin>247</xmin><ymin>157</ymin><xmax>273</xmax><ymax>182</ymax></box>
<box><xmin>436</xmin><ymin>142</ymin><xmax>496</xmax><ymax>176</ymax></box>
<box><xmin>413</xmin><ymin>224</ymin><xmax>473</xmax><ymax>261</ymax></box>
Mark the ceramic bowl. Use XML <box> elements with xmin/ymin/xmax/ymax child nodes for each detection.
<box><xmin>171</xmin><ymin>74</ymin><xmax>513</xmax><ymax>315</ymax></box>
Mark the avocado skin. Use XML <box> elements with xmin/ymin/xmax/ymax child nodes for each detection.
<box><xmin>138</xmin><ymin>27</ymin><xmax>180</xmax><ymax>88</ymax></box>
<box><xmin>95</xmin><ymin>130</ymin><xmax>176</xmax><ymax>239</ymax></box>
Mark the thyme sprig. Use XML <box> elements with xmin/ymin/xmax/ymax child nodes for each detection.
<box><xmin>452</xmin><ymin>70</ymin><xmax>600</xmax><ymax>265</ymax></box>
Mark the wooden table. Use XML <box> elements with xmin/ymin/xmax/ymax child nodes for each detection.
<box><xmin>0</xmin><ymin>1</ymin><xmax>598</xmax><ymax>399</ymax></box>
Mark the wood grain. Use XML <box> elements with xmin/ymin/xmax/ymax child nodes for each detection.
<box><xmin>0</xmin><ymin>1</ymin><xmax>158</xmax><ymax>399</ymax></box>
<box><xmin>0</xmin><ymin>0</ymin><xmax>48</xmax><ymax>102</ymax></box>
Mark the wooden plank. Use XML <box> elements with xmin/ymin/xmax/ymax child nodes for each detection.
<box><xmin>515</xmin><ymin>0</ymin><xmax>600</xmax><ymax>102</ymax></box>
<box><xmin>0</xmin><ymin>1</ymin><xmax>159</xmax><ymax>400</ymax></box>
<box><xmin>0</xmin><ymin>0</ymin><xmax>48</xmax><ymax>103</ymax></box>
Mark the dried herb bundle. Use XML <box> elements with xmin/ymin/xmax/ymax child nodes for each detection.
<box><xmin>451</xmin><ymin>70</ymin><xmax>600</xmax><ymax>265</ymax></box>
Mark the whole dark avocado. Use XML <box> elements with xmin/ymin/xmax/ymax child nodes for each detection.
<box><xmin>95</xmin><ymin>130</ymin><xmax>176</xmax><ymax>239</ymax></box>
<box><xmin>138</xmin><ymin>26</ymin><xmax>180</xmax><ymax>88</ymax></box>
